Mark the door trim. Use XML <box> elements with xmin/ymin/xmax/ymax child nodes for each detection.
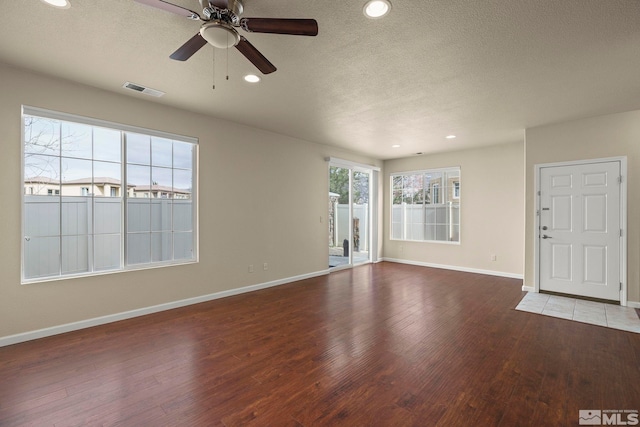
<box><xmin>533</xmin><ymin>157</ymin><xmax>627</xmax><ymax>306</ymax></box>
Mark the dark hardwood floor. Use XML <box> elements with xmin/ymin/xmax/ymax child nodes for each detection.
<box><xmin>1</xmin><ymin>262</ymin><xmax>639</xmax><ymax>426</ymax></box>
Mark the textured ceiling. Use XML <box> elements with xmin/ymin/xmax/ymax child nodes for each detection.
<box><xmin>1</xmin><ymin>0</ymin><xmax>640</xmax><ymax>159</ymax></box>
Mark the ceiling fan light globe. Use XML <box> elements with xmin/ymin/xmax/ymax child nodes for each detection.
<box><xmin>200</xmin><ymin>23</ymin><xmax>240</xmax><ymax>48</ymax></box>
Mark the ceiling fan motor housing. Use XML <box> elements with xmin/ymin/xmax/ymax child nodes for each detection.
<box><xmin>201</xmin><ymin>0</ymin><xmax>243</xmax><ymax>22</ymax></box>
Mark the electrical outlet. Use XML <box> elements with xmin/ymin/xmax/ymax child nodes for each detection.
<box><xmin>263</xmin><ymin>263</ymin><xmax>268</xmax><ymax>271</ymax></box>
<box><xmin>248</xmin><ymin>264</ymin><xmax>254</xmax><ymax>273</ymax></box>
<box><xmin>491</xmin><ymin>254</ymin><xmax>497</xmax><ymax>261</ymax></box>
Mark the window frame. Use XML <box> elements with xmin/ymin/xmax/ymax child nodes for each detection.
<box><xmin>390</xmin><ymin>166</ymin><xmax>461</xmax><ymax>244</ymax></box>
<box><xmin>21</xmin><ymin>106</ymin><xmax>199</xmax><ymax>284</ymax></box>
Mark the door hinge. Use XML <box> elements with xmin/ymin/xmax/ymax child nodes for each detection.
<box><xmin>620</xmin><ymin>282</ymin><xmax>623</xmax><ymax>291</ymax></box>
<box><xmin>537</xmin><ymin>190</ymin><xmax>541</xmax><ymax>196</ymax></box>
<box><xmin>620</xmin><ymin>229</ymin><xmax>623</xmax><ymax>237</ymax></box>
<box><xmin>618</xmin><ymin>176</ymin><xmax>622</xmax><ymax>184</ymax></box>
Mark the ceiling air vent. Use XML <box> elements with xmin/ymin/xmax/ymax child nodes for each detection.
<box><xmin>122</xmin><ymin>82</ymin><xmax>165</xmax><ymax>97</ymax></box>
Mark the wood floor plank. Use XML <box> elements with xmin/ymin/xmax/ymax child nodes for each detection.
<box><xmin>1</xmin><ymin>262</ymin><xmax>639</xmax><ymax>426</ymax></box>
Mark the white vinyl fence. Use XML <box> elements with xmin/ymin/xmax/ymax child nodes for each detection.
<box><xmin>391</xmin><ymin>204</ymin><xmax>460</xmax><ymax>242</ymax></box>
<box><xmin>332</xmin><ymin>203</ymin><xmax>369</xmax><ymax>252</ymax></box>
<box><xmin>23</xmin><ymin>195</ymin><xmax>193</xmax><ymax>279</ymax></box>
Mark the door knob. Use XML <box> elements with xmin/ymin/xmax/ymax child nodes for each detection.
<box><xmin>542</xmin><ymin>235</ymin><xmax>552</xmax><ymax>239</ymax></box>
<box><xmin>542</xmin><ymin>226</ymin><xmax>548</xmax><ymax>230</ymax></box>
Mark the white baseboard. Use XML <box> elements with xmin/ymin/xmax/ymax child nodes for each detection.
<box><xmin>382</xmin><ymin>257</ymin><xmax>524</xmax><ymax>280</ymax></box>
<box><xmin>522</xmin><ymin>285</ymin><xmax>536</xmax><ymax>292</ymax></box>
<box><xmin>0</xmin><ymin>269</ymin><xmax>329</xmax><ymax>348</ymax></box>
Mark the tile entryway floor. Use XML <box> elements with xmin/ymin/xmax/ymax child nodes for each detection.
<box><xmin>516</xmin><ymin>292</ymin><xmax>640</xmax><ymax>334</ymax></box>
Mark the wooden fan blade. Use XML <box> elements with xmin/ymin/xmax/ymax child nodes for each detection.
<box><xmin>240</xmin><ymin>18</ymin><xmax>318</xmax><ymax>36</ymax></box>
<box><xmin>170</xmin><ymin>33</ymin><xmax>208</xmax><ymax>61</ymax></box>
<box><xmin>235</xmin><ymin>36</ymin><xmax>277</xmax><ymax>74</ymax></box>
<box><xmin>134</xmin><ymin>0</ymin><xmax>200</xmax><ymax>19</ymax></box>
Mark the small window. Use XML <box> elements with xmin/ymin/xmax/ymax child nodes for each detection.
<box><xmin>432</xmin><ymin>183</ymin><xmax>440</xmax><ymax>204</ymax></box>
<box><xmin>110</xmin><ymin>187</ymin><xmax>117</xmax><ymax>197</ymax></box>
<box><xmin>81</xmin><ymin>187</ymin><xmax>90</xmax><ymax>196</ymax></box>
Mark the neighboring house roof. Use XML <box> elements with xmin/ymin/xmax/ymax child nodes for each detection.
<box><xmin>25</xmin><ymin>177</ymin><xmax>190</xmax><ymax>193</ymax></box>
<box><xmin>26</xmin><ymin>177</ymin><xmax>130</xmax><ymax>189</ymax></box>
<box><xmin>62</xmin><ymin>177</ymin><xmax>132</xmax><ymax>187</ymax></box>
<box><xmin>24</xmin><ymin>177</ymin><xmax>58</xmax><ymax>184</ymax></box>
<box><xmin>134</xmin><ymin>185</ymin><xmax>191</xmax><ymax>194</ymax></box>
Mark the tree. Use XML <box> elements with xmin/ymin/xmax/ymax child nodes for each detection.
<box><xmin>23</xmin><ymin>116</ymin><xmax>62</xmax><ymax>194</ymax></box>
<box><xmin>329</xmin><ymin>167</ymin><xmax>370</xmax><ymax>205</ymax></box>
<box><xmin>329</xmin><ymin>167</ymin><xmax>349</xmax><ymax>204</ymax></box>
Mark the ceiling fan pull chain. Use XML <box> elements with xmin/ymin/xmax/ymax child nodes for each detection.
<box><xmin>212</xmin><ymin>47</ymin><xmax>216</xmax><ymax>90</ymax></box>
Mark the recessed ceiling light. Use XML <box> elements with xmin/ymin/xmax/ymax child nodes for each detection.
<box><xmin>446</xmin><ymin>135</ymin><xmax>457</xmax><ymax>139</ymax></box>
<box><xmin>40</xmin><ymin>0</ymin><xmax>71</xmax><ymax>9</ymax></box>
<box><xmin>391</xmin><ymin>144</ymin><xmax>400</xmax><ymax>148</ymax></box>
<box><xmin>363</xmin><ymin>0</ymin><xmax>391</xmax><ymax>19</ymax></box>
<box><xmin>244</xmin><ymin>74</ymin><xmax>261</xmax><ymax>83</ymax></box>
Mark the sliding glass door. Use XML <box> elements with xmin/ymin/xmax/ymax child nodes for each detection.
<box><xmin>351</xmin><ymin>170</ymin><xmax>370</xmax><ymax>265</ymax></box>
<box><xmin>328</xmin><ymin>163</ymin><xmax>372</xmax><ymax>269</ymax></box>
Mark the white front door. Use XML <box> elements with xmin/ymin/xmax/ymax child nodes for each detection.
<box><xmin>539</xmin><ymin>161</ymin><xmax>621</xmax><ymax>301</ymax></box>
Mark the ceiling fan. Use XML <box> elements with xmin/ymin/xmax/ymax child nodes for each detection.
<box><xmin>135</xmin><ymin>0</ymin><xmax>318</xmax><ymax>74</ymax></box>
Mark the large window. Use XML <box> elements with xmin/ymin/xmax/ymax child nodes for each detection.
<box><xmin>22</xmin><ymin>107</ymin><xmax>197</xmax><ymax>282</ymax></box>
<box><xmin>391</xmin><ymin>167</ymin><xmax>460</xmax><ymax>242</ymax></box>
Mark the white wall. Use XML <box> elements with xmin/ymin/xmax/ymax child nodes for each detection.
<box><xmin>0</xmin><ymin>62</ymin><xmax>382</xmax><ymax>340</ymax></box>
<box><xmin>383</xmin><ymin>142</ymin><xmax>525</xmax><ymax>277</ymax></box>
<box><xmin>525</xmin><ymin>111</ymin><xmax>640</xmax><ymax>304</ymax></box>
